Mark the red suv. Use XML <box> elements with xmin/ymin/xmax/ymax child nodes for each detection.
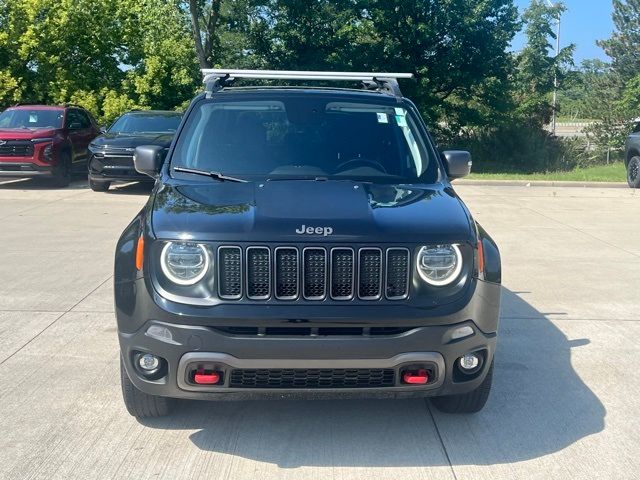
<box><xmin>0</xmin><ymin>104</ymin><xmax>100</xmax><ymax>186</ymax></box>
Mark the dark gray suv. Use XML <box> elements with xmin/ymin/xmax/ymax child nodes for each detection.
<box><xmin>115</xmin><ymin>70</ymin><xmax>502</xmax><ymax>418</ymax></box>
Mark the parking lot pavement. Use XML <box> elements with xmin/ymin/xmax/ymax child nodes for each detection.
<box><xmin>0</xmin><ymin>177</ymin><xmax>638</xmax><ymax>480</ymax></box>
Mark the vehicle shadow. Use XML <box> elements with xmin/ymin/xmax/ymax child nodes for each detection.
<box><xmin>0</xmin><ymin>176</ymin><xmax>88</xmax><ymax>190</ymax></box>
<box><xmin>140</xmin><ymin>288</ymin><xmax>605</xmax><ymax>467</ymax></box>
<box><xmin>0</xmin><ymin>177</ymin><xmax>153</xmax><ymax>195</ymax></box>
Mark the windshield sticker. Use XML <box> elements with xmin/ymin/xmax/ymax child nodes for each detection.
<box><xmin>376</xmin><ymin>112</ymin><xmax>389</xmax><ymax>124</ymax></box>
<box><xmin>395</xmin><ymin>115</ymin><xmax>408</xmax><ymax>127</ymax></box>
<box><xmin>29</xmin><ymin>114</ymin><xmax>37</xmax><ymax>123</ymax></box>
<box><xmin>394</xmin><ymin>107</ymin><xmax>405</xmax><ymax>116</ymax></box>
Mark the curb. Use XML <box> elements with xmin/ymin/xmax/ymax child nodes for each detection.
<box><xmin>455</xmin><ymin>179</ymin><xmax>629</xmax><ymax>189</ymax></box>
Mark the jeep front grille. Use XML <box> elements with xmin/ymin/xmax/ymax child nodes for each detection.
<box><xmin>274</xmin><ymin>247</ymin><xmax>298</xmax><ymax>299</ymax></box>
<box><xmin>358</xmin><ymin>248</ymin><xmax>383</xmax><ymax>299</ymax></box>
<box><xmin>303</xmin><ymin>248</ymin><xmax>327</xmax><ymax>299</ymax></box>
<box><xmin>385</xmin><ymin>248</ymin><xmax>411</xmax><ymax>299</ymax></box>
<box><xmin>218</xmin><ymin>247</ymin><xmax>242</xmax><ymax>299</ymax></box>
<box><xmin>217</xmin><ymin>245</ymin><xmax>410</xmax><ymax>301</ymax></box>
<box><xmin>246</xmin><ymin>247</ymin><xmax>270</xmax><ymax>299</ymax></box>
<box><xmin>330</xmin><ymin>248</ymin><xmax>354</xmax><ymax>299</ymax></box>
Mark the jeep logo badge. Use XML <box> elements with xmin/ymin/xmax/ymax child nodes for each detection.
<box><xmin>295</xmin><ymin>224</ymin><xmax>333</xmax><ymax>236</ymax></box>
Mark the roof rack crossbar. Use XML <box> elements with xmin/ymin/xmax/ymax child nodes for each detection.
<box><xmin>202</xmin><ymin>69</ymin><xmax>413</xmax><ymax>98</ymax></box>
<box><xmin>202</xmin><ymin>69</ymin><xmax>413</xmax><ymax>79</ymax></box>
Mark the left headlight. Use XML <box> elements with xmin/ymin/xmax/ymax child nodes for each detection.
<box><xmin>160</xmin><ymin>242</ymin><xmax>210</xmax><ymax>285</ymax></box>
<box><xmin>88</xmin><ymin>142</ymin><xmax>105</xmax><ymax>153</ymax></box>
<box><xmin>416</xmin><ymin>244</ymin><xmax>463</xmax><ymax>286</ymax></box>
<box><xmin>31</xmin><ymin>137</ymin><xmax>54</xmax><ymax>144</ymax></box>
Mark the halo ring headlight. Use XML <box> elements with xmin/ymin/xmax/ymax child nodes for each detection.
<box><xmin>160</xmin><ymin>242</ymin><xmax>209</xmax><ymax>285</ymax></box>
<box><xmin>417</xmin><ymin>244</ymin><xmax>463</xmax><ymax>286</ymax></box>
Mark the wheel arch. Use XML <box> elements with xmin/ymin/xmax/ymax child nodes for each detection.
<box><xmin>476</xmin><ymin>222</ymin><xmax>501</xmax><ymax>284</ymax></box>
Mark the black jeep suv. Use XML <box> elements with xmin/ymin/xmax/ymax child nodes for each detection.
<box><xmin>88</xmin><ymin>110</ymin><xmax>182</xmax><ymax>191</ymax></box>
<box><xmin>115</xmin><ymin>70</ymin><xmax>501</xmax><ymax>418</ymax></box>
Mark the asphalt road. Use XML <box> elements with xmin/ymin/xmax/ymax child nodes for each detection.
<box><xmin>0</xmin><ymin>177</ymin><xmax>638</xmax><ymax>480</ymax></box>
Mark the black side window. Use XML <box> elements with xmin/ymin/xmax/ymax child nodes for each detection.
<box><xmin>77</xmin><ymin>110</ymin><xmax>91</xmax><ymax>128</ymax></box>
<box><xmin>64</xmin><ymin>110</ymin><xmax>78</xmax><ymax>129</ymax></box>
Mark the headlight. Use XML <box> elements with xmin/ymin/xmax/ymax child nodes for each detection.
<box><xmin>31</xmin><ymin>137</ymin><xmax>54</xmax><ymax>144</ymax></box>
<box><xmin>160</xmin><ymin>242</ymin><xmax>210</xmax><ymax>285</ymax></box>
<box><xmin>417</xmin><ymin>244</ymin><xmax>463</xmax><ymax>286</ymax></box>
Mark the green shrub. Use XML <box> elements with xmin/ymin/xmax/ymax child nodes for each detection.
<box><xmin>441</xmin><ymin>122</ymin><xmax>625</xmax><ymax>174</ymax></box>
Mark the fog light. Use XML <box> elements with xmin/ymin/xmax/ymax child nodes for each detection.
<box><xmin>459</xmin><ymin>353</ymin><xmax>480</xmax><ymax>371</ymax></box>
<box><xmin>138</xmin><ymin>353</ymin><xmax>160</xmax><ymax>371</ymax></box>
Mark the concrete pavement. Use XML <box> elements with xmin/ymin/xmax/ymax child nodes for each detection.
<box><xmin>0</xmin><ymin>177</ymin><xmax>638</xmax><ymax>479</ymax></box>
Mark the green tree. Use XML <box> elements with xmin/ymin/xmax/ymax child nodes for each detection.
<box><xmin>559</xmin><ymin>60</ymin><xmax>619</xmax><ymax>121</ymax></box>
<box><xmin>184</xmin><ymin>0</ymin><xmax>255</xmax><ymax>69</ymax></box>
<box><xmin>512</xmin><ymin>0</ymin><xmax>574</xmax><ymax>127</ymax></box>
<box><xmin>243</xmin><ymin>0</ymin><xmax>520</xmax><ymax>133</ymax></box>
<box><xmin>119</xmin><ymin>0</ymin><xmax>200</xmax><ymax>113</ymax></box>
<box><xmin>0</xmin><ymin>0</ymin><xmax>125</xmax><ymax>106</ymax></box>
<box><xmin>0</xmin><ymin>0</ymin><xmax>199</xmax><ymax>123</ymax></box>
<box><xmin>585</xmin><ymin>1</ymin><xmax>640</xmax><ymax>152</ymax></box>
<box><xmin>598</xmin><ymin>0</ymin><xmax>640</xmax><ymax>82</ymax></box>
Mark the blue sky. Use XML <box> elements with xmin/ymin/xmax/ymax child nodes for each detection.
<box><xmin>512</xmin><ymin>0</ymin><xmax>614</xmax><ymax>64</ymax></box>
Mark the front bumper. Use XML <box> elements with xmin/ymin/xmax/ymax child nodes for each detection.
<box><xmin>88</xmin><ymin>153</ymin><xmax>152</xmax><ymax>182</ymax></box>
<box><xmin>119</xmin><ymin>315</ymin><xmax>497</xmax><ymax>401</ymax></box>
<box><xmin>0</xmin><ymin>161</ymin><xmax>54</xmax><ymax>177</ymax></box>
<box><xmin>117</xmin><ymin>246</ymin><xmax>501</xmax><ymax>398</ymax></box>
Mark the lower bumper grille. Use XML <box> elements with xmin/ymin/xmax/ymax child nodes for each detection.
<box><xmin>229</xmin><ymin>368</ymin><xmax>396</xmax><ymax>389</ymax></box>
<box><xmin>92</xmin><ymin>153</ymin><xmax>134</xmax><ymax>167</ymax></box>
<box><xmin>211</xmin><ymin>326</ymin><xmax>415</xmax><ymax>336</ymax></box>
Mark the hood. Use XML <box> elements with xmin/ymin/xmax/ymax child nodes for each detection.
<box><xmin>0</xmin><ymin>128</ymin><xmax>59</xmax><ymax>140</ymax></box>
<box><xmin>151</xmin><ymin>180</ymin><xmax>473</xmax><ymax>244</ymax></box>
<box><xmin>92</xmin><ymin>132</ymin><xmax>174</xmax><ymax>149</ymax></box>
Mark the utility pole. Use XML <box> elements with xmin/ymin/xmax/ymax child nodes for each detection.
<box><xmin>546</xmin><ymin>0</ymin><xmax>561</xmax><ymax>136</ymax></box>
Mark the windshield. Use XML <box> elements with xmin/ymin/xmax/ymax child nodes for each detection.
<box><xmin>170</xmin><ymin>95</ymin><xmax>438</xmax><ymax>183</ymax></box>
<box><xmin>0</xmin><ymin>109</ymin><xmax>63</xmax><ymax>129</ymax></box>
<box><xmin>109</xmin><ymin>113</ymin><xmax>182</xmax><ymax>134</ymax></box>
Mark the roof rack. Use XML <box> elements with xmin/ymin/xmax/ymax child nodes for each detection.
<box><xmin>201</xmin><ymin>69</ymin><xmax>414</xmax><ymax>98</ymax></box>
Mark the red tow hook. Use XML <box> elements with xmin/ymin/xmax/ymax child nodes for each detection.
<box><xmin>402</xmin><ymin>369</ymin><xmax>430</xmax><ymax>385</ymax></box>
<box><xmin>194</xmin><ymin>369</ymin><xmax>221</xmax><ymax>385</ymax></box>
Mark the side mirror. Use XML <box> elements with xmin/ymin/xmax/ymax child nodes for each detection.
<box><xmin>99</xmin><ymin>125</ymin><xmax>107</xmax><ymax>134</ymax></box>
<box><xmin>134</xmin><ymin>145</ymin><xmax>164</xmax><ymax>178</ymax></box>
<box><xmin>442</xmin><ymin>150</ymin><xmax>472</xmax><ymax>180</ymax></box>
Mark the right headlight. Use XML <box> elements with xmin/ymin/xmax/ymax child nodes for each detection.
<box><xmin>160</xmin><ymin>242</ymin><xmax>210</xmax><ymax>285</ymax></box>
<box><xmin>416</xmin><ymin>244</ymin><xmax>463</xmax><ymax>286</ymax></box>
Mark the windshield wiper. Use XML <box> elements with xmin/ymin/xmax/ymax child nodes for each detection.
<box><xmin>173</xmin><ymin>166</ymin><xmax>248</xmax><ymax>183</ymax></box>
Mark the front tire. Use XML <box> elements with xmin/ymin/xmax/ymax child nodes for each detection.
<box><xmin>431</xmin><ymin>361</ymin><xmax>494</xmax><ymax>414</ymax></box>
<box><xmin>120</xmin><ymin>357</ymin><xmax>172</xmax><ymax>418</ymax></box>
<box><xmin>49</xmin><ymin>151</ymin><xmax>71</xmax><ymax>188</ymax></box>
<box><xmin>89</xmin><ymin>177</ymin><xmax>111</xmax><ymax>192</ymax></box>
<box><xmin>628</xmin><ymin>156</ymin><xmax>640</xmax><ymax>188</ymax></box>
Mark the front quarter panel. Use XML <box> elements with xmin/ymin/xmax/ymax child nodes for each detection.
<box><xmin>114</xmin><ymin>190</ymin><xmax>157</xmax><ymax>322</ymax></box>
